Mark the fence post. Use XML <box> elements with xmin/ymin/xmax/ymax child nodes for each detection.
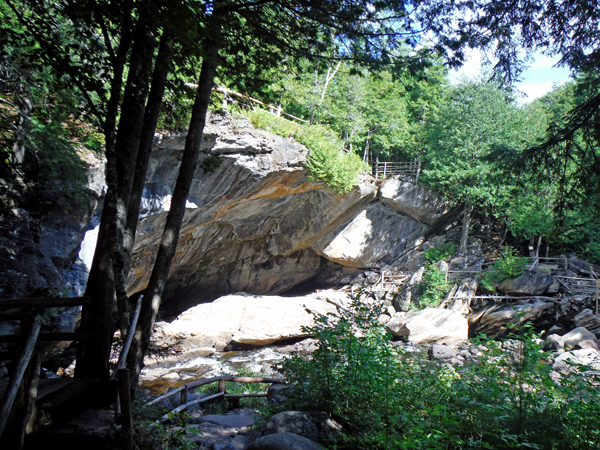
<box><xmin>180</xmin><ymin>386</ymin><xmax>188</xmax><ymax>407</ymax></box>
<box><xmin>118</xmin><ymin>369</ymin><xmax>134</xmax><ymax>450</ymax></box>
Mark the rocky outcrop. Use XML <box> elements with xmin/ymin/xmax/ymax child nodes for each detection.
<box><xmin>497</xmin><ymin>270</ymin><xmax>554</xmax><ymax>296</ymax></box>
<box><xmin>470</xmin><ymin>299</ymin><xmax>554</xmax><ymax>338</ymax></box>
<box><xmin>124</xmin><ymin>112</ymin><xmax>457</xmax><ymax>315</ymax></box>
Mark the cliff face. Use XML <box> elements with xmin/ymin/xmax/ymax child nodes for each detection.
<box><xmin>0</xmin><ymin>111</ymin><xmax>458</xmax><ymax>317</ymax></box>
<box><xmin>125</xmin><ymin>112</ymin><xmax>459</xmax><ymax>316</ymax></box>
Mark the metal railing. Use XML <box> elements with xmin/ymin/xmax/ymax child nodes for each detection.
<box><xmin>373</xmin><ymin>159</ymin><xmax>421</xmax><ymax>183</ymax></box>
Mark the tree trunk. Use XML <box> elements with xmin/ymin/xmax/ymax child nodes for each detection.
<box><xmin>458</xmin><ymin>201</ymin><xmax>474</xmax><ymax>255</ymax></box>
<box><xmin>123</xmin><ymin>32</ymin><xmax>175</xmax><ymax>275</ymax></box>
<box><xmin>130</xmin><ymin>32</ymin><xmax>222</xmax><ymax>384</ymax></box>
<box><xmin>11</xmin><ymin>87</ymin><xmax>31</xmax><ymax>165</ymax></box>
<box><xmin>111</xmin><ymin>12</ymin><xmax>157</xmax><ymax>337</ymax></box>
<box><xmin>535</xmin><ymin>234</ymin><xmax>542</xmax><ymax>258</ymax></box>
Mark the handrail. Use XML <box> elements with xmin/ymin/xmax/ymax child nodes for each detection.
<box><xmin>0</xmin><ymin>319</ymin><xmax>41</xmax><ymax>437</ymax></box>
<box><xmin>0</xmin><ymin>296</ymin><xmax>91</xmax><ymax>309</ymax></box>
<box><xmin>145</xmin><ymin>375</ymin><xmax>285</xmax><ymax>422</ymax></box>
<box><xmin>111</xmin><ymin>296</ymin><xmax>143</xmax><ymax>381</ymax></box>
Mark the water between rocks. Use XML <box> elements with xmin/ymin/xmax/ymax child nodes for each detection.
<box><xmin>139</xmin><ymin>346</ymin><xmax>288</xmax><ymax>395</ymax></box>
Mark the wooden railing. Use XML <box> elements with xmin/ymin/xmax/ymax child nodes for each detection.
<box><xmin>146</xmin><ymin>376</ymin><xmax>285</xmax><ymax>422</ymax></box>
<box><xmin>373</xmin><ymin>159</ymin><xmax>420</xmax><ymax>183</ymax></box>
<box><xmin>0</xmin><ymin>296</ymin><xmax>91</xmax><ymax>444</ymax></box>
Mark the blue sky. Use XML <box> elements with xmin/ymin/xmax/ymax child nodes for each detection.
<box><xmin>448</xmin><ymin>49</ymin><xmax>572</xmax><ymax>102</ymax></box>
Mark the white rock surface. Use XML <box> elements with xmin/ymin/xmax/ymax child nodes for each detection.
<box><xmin>163</xmin><ymin>293</ymin><xmax>337</xmax><ymax>348</ymax></box>
<box><xmin>386</xmin><ymin>307</ymin><xmax>469</xmax><ymax>344</ymax></box>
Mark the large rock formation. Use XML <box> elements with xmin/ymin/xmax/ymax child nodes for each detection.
<box><xmin>124</xmin><ymin>112</ymin><xmax>458</xmax><ymax>316</ymax></box>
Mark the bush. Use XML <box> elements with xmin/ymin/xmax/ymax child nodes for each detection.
<box><xmin>480</xmin><ymin>246</ymin><xmax>528</xmax><ymax>292</ymax></box>
<box><xmin>277</xmin><ymin>296</ymin><xmax>600</xmax><ymax>449</ymax></box>
<box><xmin>415</xmin><ymin>263</ymin><xmax>451</xmax><ymax>308</ymax></box>
<box><xmin>244</xmin><ymin>109</ymin><xmax>368</xmax><ymax>194</ymax></box>
<box><xmin>424</xmin><ymin>242</ymin><xmax>457</xmax><ymax>263</ymax></box>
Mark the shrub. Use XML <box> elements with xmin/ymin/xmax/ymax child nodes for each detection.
<box><xmin>277</xmin><ymin>295</ymin><xmax>600</xmax><ymax>450</ymax></box>
<box><xmin>424</xmin><ymin>242</ymin><xmax>457</xmax><ymax>263</ymax></box>
<box><xmin>480</xmin><ymin>246</ymin><xmax>528</xmax><ymax>292</ymax></box>
<box><xmin>244</xmin><ymin>109</ymin><xmax>368</xmax><ymax>194</ymax></box>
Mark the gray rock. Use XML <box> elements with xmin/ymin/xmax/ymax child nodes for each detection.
<box><xmin>162</xmin><ymin>294</ymin><xmax>336</xmax><ymax>348</ymax></box>
<box><xmin>553</xmin><ymin>349</ymin><xmax>600</xmax><ymax>373</ymax></box>
<box><xmin>201</xmin><ymin>414</ymin><xmax>256</xmax><ymax>430</ymax></box>
<box><xmin>573</xmin><ymin>309</ymin><xmax>600</xmax><ymax>332</ymax></box>
<box><xmin>247</xmin><ymin>432</ymin><xmax>325</xmax><ymax>450</ymax></box>
<box><xmin>260</xmin><ymin>411</ymin><xmax>341</xmax><ymax>443</ymax></box>
<box><xmin>574</xmin><ymin>339</ymin><xmax>600</xmax><ymax>351</ymax></box>
<box><xmin>386</xmin><ymin>308</ymin><xmax>468</xmax><ymax>344</ymax></box>
<box><xmin>428</xmin><ymin>344</ymin><xmax>457</xmax><ymax>360</ymax></box>
<box><xmin>224</xmin><ymin>435</ymin><xmax>248</xmax><ymax>450</ymax></box>
<box><xmin>267</xmin><ymin>384</ymin><xmax>291</xmax><ymax>404</ymax></box>
<box><xmin>543</xmin><ymin>334</ymin><xmax>565</xmax><ymax>352</ymax></box>
<box><xmin>471</xmin><ymin>299</ymin><xmax>553</xmax><ymax>338</ymax></box>
<box><xmin>497</xmin><ymin>271</ymin><xmax>554</xmax><ymax>296</ymax></box>
<box><xmin>562</xmin><ymin>327</ymin><xmax>597</xmax><ymax>348</ymax></box>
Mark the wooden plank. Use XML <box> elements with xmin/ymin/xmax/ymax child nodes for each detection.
<box><xmin>0</xmin><ymin>319</ymin><xmax>40</xmax><ymax>438</ymax></box>
<box><xmin>158</xmin><ymin>392</ymin><xmax>225</xmax><ymax>422</ymax></box>
<box><xmin>0</xmin><ymin>297</ymin><xmax>90</xmax><ymax>309</ymax></box>
<box><xmin>223</xmin><ymin>393</ymin><xmax>267</xmax><ymax>399</ymax></box>
<box><xmin>145</xmin><ymin>376</ymin><xmax>284</xmax><ymax>406</ymax></box>
<box><xmin>118</xmin><ymin>369</ymin><xmax>134</xmax><ymax>450</ymax></box>
<box><xmin>0</xmin><ymin>333</ymin><xmax>92</xmax><ymax>344</ymax></box>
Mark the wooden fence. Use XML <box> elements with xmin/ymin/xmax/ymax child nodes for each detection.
<box><xmin>373</xmin><ymin>159</ymin><xmax>421</xmax><ymax>183</ymax></box>
<box><xmin>145</xmin><ymin>376</ymin><xmax>285</xmax><ymax>422</ymax></box>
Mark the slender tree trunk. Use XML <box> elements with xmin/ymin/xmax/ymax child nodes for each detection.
<box><xmin>11</xmin><ymin>85</ymin><xmax>31</xmax><ymax>165</ymax></box>
<box><xmin>123</xmin><ymin>32</ymin><xmax>175</xmax><ymax>275</ymax></box>
<box><xmin>111</xmin><ymin>12</ymin><xmax>157</xmax><ymax>337</ymax></box>
<box><xmin>75</xmin><ymin>7</ymin><xmax>133</xmax><ymax>382</ymax></box>
<box><xmin>535</xmin><ymin>234</ymin><xmax>542</xmax><ymax>258</ymax></box>
<box><xmin>458</xmin><ymin>201</ymin><xmax>474</xmax><ymax>255</ymax></box>
<box><xmin>130</xmin><ymin>32</ymin><xmax>222</xmax><ymax>384</ymax></box>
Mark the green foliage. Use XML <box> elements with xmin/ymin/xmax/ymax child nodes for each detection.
<box><xmin>245</xmin><ymin>109</ymin><xmax>368</xmax><ymax>193</ymax></box>
<box><xmin>278</xmin><ymin>301</ymin><xmax>600</xmax><ymax>449</ymax></box>
<box><xmin>415</xmin><ymin>264</ymin><xmax>451</xmax><ymax>309</ymax></box>
<box><xmin>424</xmin><ymin>242</ymin><xmax>456</xmax><ymax>263</ymax></box>
<box><xmin>133</xmin><ymin>403</ymin><xmax>199</xmax><ymax>450</ymax></box>
<box><xmin>480</xmin><ymin>247</ymin><xmax>528</xmax><ymax>292</ymax></box>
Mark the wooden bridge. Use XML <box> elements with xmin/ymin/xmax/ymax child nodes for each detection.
<box><xmin>0</xmin><ymin>295</ymin><xmax>143</xmax><ymax>449</ymax></box>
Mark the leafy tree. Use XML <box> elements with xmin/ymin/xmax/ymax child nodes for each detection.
<box><xmin>422</xmin><ymin>78</ymin><xmax>523</xmax><ymax>254</ymax></box>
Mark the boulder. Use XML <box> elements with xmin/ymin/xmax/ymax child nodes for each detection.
<box><xmin>267</xmin><ymin>385</ymin><xmax>292</xmax><ymax>404</ymax></box>
<box><xmin>553</xmin><ymin>349</ymin><xmax>600</xmax><ymax>373</ymax></box>
<box><xmin>575</xmin><ymin>339</ymin><xmax>600</xmax><ymax>351</ymax></box>
<box><xmin>386</xmin><ymin>308</ymin><xmax>469</xmax><ymax>344</ymax></box>
<box><xmin>562</xmin><ymin>327</ymin><xmax>597</xmax><ymax>348</ymax></box>
<box><xmin>163</xmin><ymin>294</ymin><xmax>337</xmax><ymax>349</ymax></box>
<box><xmin>471</xmin><ymin>299</ymin><xmax>553</xmax><ymax>338</ymax></box>
<box><xmin>260</xmin><ymin>411</ymin><xmax>341</xmax><ymax>443</ymax></box>
<box><xmin>573</xmin><ymin>309</ymin><xmax>600</xmax><ymax>333</ymax></box>
<box><xmin>393</xmin><ymin>267</ymin><xmax>424</xmax><ymax>312</ymax></box>
<box><xmin>428</xmin><ymin>344</ymin><xmax>457</xmax><ymax>360</ymax></box>
<box><xmin>448</xmin><ymin>255</ymin><xmax>485</xmax><ymax>281</ymax></box>
<box><xmin>497</xmin><ymin>271</ymin><xmax>554</xmax><ymax>296</ymax></box>
<box><xmin>378</xmin><ymin>178</ymin><xmax>457</xmax><ymax>227</ymax></box>
<box><xmin>313</xmin><ymin>202</ymin><xmax>430</xmax><ymax>268</ymax></box>
<box><xmin>247</xmin><ymin>432</ymin><xmax>325</xmax><ymax>450</ymax></box>
<box><xmin>543</xmin><ymin>334</ymin><xmax>565</xmax><ymax>352</ymax></box>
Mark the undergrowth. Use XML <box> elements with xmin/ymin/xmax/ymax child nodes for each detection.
<box><xmin>276</xmin><ymin>291</ymin><xmax>600</xmax><ymax>449</ymax></box>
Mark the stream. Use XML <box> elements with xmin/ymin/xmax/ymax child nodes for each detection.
<box><xmin>139</xmin><ymin>346</ymin><xmax>288</xmax><ymax>395</ymax></box>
